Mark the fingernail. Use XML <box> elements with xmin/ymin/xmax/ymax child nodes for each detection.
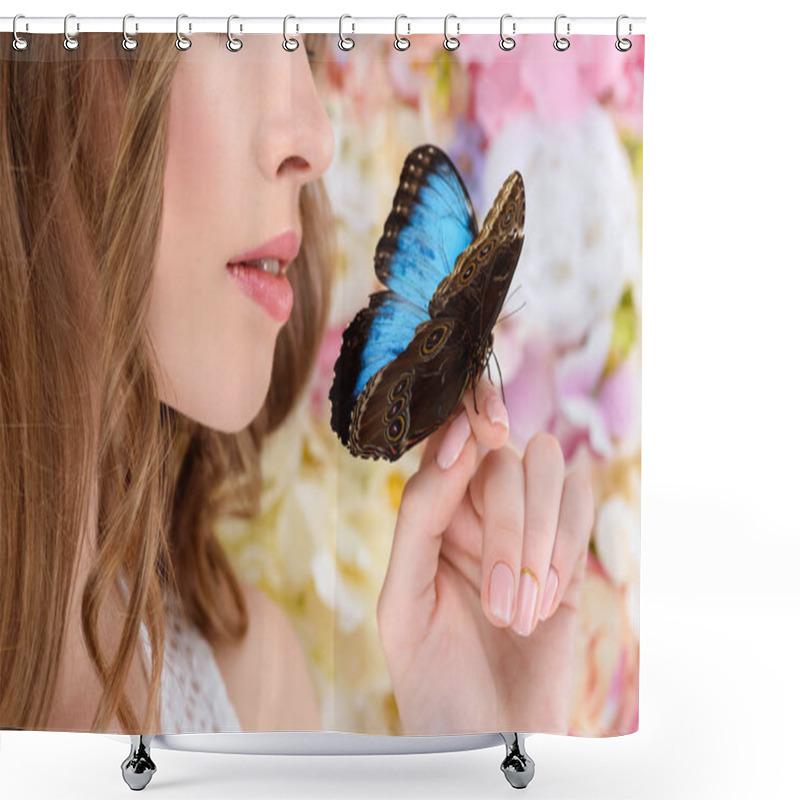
<box><xmin>538</xmin><ymin>566</ymin><xmax>559</xmax><ymax>620</ymax></box>
<box><xmin>487</xmin><ymin>394</ymin><xmax>508</xmax><ymax>428</ymax></box>
<box><xmin>436</xmin><ymin>411</ymin><xmax>471</xmax><ymax>470</ymax></box>
<box><xmin>489</xmin><ymin>562</ymin><xmax>515</xmax><ymax>625</ymax></box>
<box><xmin>512</xmin><ymin>568</ymin><xmax>539</xmax><ymax>636</ymax></box>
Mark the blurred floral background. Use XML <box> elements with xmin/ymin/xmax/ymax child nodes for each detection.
<box><xmin>215</xmin><ymin>34</ymin><xmax>643</xmax><ymax>737</ymax></box>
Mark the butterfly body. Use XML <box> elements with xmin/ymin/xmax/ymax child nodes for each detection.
<box><xmin>329</xmin><ymin>144</ymin><xmax>525</xmax><ymax>462</ymax></box>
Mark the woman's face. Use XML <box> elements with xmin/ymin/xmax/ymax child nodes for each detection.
<box><xmin>149</xmin><ymin>34</ymin><xmax>334</xmax><ymax>432</ymax></box>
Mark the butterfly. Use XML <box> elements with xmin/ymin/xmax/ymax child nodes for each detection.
<box><xmin>328</xmin><ymin>143</ymin><xmax>525</xmax><ymax>462</ymax></box>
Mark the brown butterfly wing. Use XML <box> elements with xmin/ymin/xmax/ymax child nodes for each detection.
<box><xmin>346</xmin><ymin>316</ymin><xmax>478</xmax><ymax>462</ymax></box>
<box><xmin>429</xmin><ymin>170</ymin><xmax>525</xmax><ymax>339</ymax></box>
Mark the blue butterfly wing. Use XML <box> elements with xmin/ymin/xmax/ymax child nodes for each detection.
<box><xmin>330</xmin><ymin>289</ymin><xmax>427</xmax><ymax>446</ymax></box>
<box><xmin>353</xmin><ymin>289</ymin><xmax>429</xmax><ymax>398</ymax></box>
<box><xmin>330</xmin><ymin>145</ymin><xmax>478</xmax><ymax>446</ymax></box>
<box><xmin>374</xmin><ymin>145</ymin><xmax>479</xmax><ymax>310</ymax></box>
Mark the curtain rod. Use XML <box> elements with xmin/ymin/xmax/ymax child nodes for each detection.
<box><xmin>1</xmin><ymin>16</ymin><xmax>646</xmax><ymax>37</ymax></box>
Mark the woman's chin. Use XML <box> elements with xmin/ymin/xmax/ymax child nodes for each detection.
<box><xmin>186</xmin><ymin>401</ymin><xmax>267</xmax><ymax>434</ymax></box>
<box><xmin>161</xmin><ymin>375</ymin><xmax>271</xmax><ymax>434</ymax></box>
<box><xmin>209</xmin><ymin>385</ymin><xmax>271</xmax><ymax>434</ymax></box>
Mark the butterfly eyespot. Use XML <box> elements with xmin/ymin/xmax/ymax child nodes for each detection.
<box><xmin>386</xmin><ymin>414</ymin><xmax>406</xmax><ymax>443</ymax></box>
<box><xmin>389</xmin><ymin>375</ymin><xmax>410</xmax><ymax>401</ymax></box>
<box><xmin>421</xmin><ymin>322</ymin><xmax>450</xmax><ymax>356</ymax></box>
<box><xmin>383</xmin><ymin>396</ymin><xmax>406</xmax><ymax>423</ymax></box>
<box><xmin>460</xmin><ymin>262</ymin><xmax>476</xmax><ymax>284</ymax></box>
<box><xmin>478</xmin><ymin>240</ymin><xmax>494</xmax><ymax>261</ymax></box>
<box><xmin>503</xmin><ymin>206</ymin><xmax>514</xmax><ymax>226</ymax></box>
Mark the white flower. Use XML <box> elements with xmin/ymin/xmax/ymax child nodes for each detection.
<box><xmin>481</xmin><ymin>102</ymin><xmax>640</xmax><ymax>345</ymax></box>
<box><xmin>594</xmin><ymin>493</ymin><xmax>638</xmax><ymax>588</ymax></box>
<box><xmin>555</xmin><ymin>316</ymin><xmax>615</xmax><ymax>457</ymax></box>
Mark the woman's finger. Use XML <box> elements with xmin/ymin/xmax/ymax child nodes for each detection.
<box><xmin>511</xmin><ymin>432</ymin><xmax>565</xmax><ymax>637</ymax></box>
<box><xmin>474</xmin><ymin>445</ymin><xmax>526</xmax><ymax>627</ymax></box>
<box><xmin>462</xmin><ymin>373</ymin><xmax>509</xmax><ymax>452</ymax></box>
<box><xmin>416</xmin><ymin>373</ymin><xmax>507</xmax><ymax>475</ymax></box>
<box><xmin>539</xmin><ymin>468</ymin><xmax>595</xmax><ymax>621</ymax></box>
<box><xmin>377</xmin><ymin>411</ymin><xmax>479</xmax><ymax>637</ymax></box>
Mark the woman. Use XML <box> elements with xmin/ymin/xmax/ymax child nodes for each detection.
<box><xmin>0</xmin><ymin>30</ymin><xmax>593</xmax><ymax>736</ymax></box>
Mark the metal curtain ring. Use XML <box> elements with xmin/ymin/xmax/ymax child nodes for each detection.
<box><xmin>12</xmin><ymin>14</ymin><xmax>29</xmax><ymax>51</ymax></box>
<box><xmin>121</xmin><ymin>14</ymin><xmax>138</xmax><ymax>51</ymax></box>
<box><xmin>553</xmin><ymin>14</ymin><xmax>570</xmax><ymax>51</ymax></box>
<box><xmin>175</xmin><ymin>13</ymin><xmax>192</xmax><ymax>50</ymax></box>
<box><xmin>339</xmin><ymin>14</ymin><xmax>354</xmax><ymax>50</ymax></box>
<box><xmin>615</xmin><ymin>14</ymin><xmax>632</xmax><ymax>51</ymax></box>
<box><xmin>64</xmin><ymin>13</ymin><xmax>79</xmax><ymax>50</ymax></box>
<box><xmin>227</xmin><ymin>14</ymin><xmax>243</xmax><ymax>51</ymax></box>
<box><xmin>283</xmin><ymin>15</ymin><xmax>299</xmax><ymax>51</ymax></box>
<box><xmin>499</xmin><ymin>13</ymin><xmax>516</xmax><ymax>50</ymax></box>
<box><xmin>444</xmin><ymin>14</ymin><xmax>459</xmax><ymax>51</ymax></box>
<box><xmin>394</xmin><ymin>14</ymin><xmax>410</xmax><ymax>51</ymax></box>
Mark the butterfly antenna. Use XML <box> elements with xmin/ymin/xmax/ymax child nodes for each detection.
<box><xmin>497</xmin><ymin>299</ymin><xmax>527</xmax><ymax>325</ymax></box>
<box><xmin>478</xmin><ymin>268</ymin><xmax>487</xmax><ymax>349</ymax></box>
<box><xmin>506</xmin><ymin>283</ymin><xmax>523</xmax><ymax>301</ymax></box>
<box><xmin>491</xmin><ymin>347</ymin><xmax>506</xmax><ymax>405</ymax></box>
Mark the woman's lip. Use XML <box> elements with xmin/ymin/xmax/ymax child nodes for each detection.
<box><xmin>226</xmin><ymin>263</ymin><xmax>294</xmax><ymax>323</ymax></box>
<box><xmin>227</xmin><ymin>229</ymin><xmax>301</xmax><ymax>271</ymax></box>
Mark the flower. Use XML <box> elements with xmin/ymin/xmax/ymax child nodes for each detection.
<box><xmin>500</xmin><ymin>308</ymin><xmax>640</xmax><ymax>462</ymax></box>
<box><xmin>594</xmin><ymin>494</ymin><xmax>638</xmax><ymax>588</ymax></box>
<box><xmin>570</xmin><ymin>551</ymin><xmax>639</xmax><ymax>736</ymax></box>
<box><xmin>554</xmin><ymin>316</ymin><xmax>640</xmax><ymax>459</ymax></box>
<box><xmin>454</xmin><ymin>34</ymin><xmax>645</xmax><ymax>139</ymax></box>
<box><xmin>482</xmin><ymin>102</ymin><xmax>640</xmax><ymax>346</ymax></box>
<box><xmin>590</xmin><ymin>453</ymin><xmax>641</xmax><ymax>634</ymax></box>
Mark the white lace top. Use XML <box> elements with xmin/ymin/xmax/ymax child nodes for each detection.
<box><xmin>118</xmin><ymin>575</ymin><xmax>242</xmax><ymax>734</ymax></box>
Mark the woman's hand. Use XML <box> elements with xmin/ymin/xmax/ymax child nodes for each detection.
<box><xmin>376</xmin><ymin>375</ymin><xmax>595</xmax><ymax>735</ymax></box>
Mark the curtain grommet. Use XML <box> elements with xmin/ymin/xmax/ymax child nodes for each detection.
<box><xmin>615</xmin><ymin>14</ymin><xmax>632</xmax><ymax>51</ymax></box>
<box><xmin>121</xmin><ymin>14</ymin><xmax>138</xmax><ymax>51</ymax></box>
<box><xmin>64</xmin><ymin>13</ymin><xmax>79</xmax><ymax>51</ymax></box>
<box><xmin>12</xmin><ymin>14</ymin><xmax>29</xmax><ymax>51</ymax></box>
<box><xmin>339</xmin><ymin>14</ymin><xmax>355</xmax><ymax>50</ymax></box>
<box><xmin>175</xmin><ymin>13</ymin><xmax>192</xmax><ymax>50</ymax></box>
<box><xmin>443</xmin><ymin>14</ymin><xmax>460</xmax><ymax>51</ymax></box>
<box><xmin>499</xmin><ymin>14</ymin><xmax>516</xmax><ymax>51</ymax></box>
<box><xmin>553</xmin><ymin>14</ymin><xmax>570</xmax><ymax>51</ymax></box>
<box><xmin>282</xmin><ymin>14</ymin><xmax>299</xmax><ymax>51</ymax></box>
<box><xmin>227</xmin><ymin>15</ymin><xmax>243</xmax><ymax>52</ymax></box>
<box><xmin>394</xmin><ymin>14</ymin><xmax>410</xmax><ymax>51</ymax></box>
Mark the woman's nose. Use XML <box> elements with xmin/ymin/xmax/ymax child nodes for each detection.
<box><xmin>255</xmin><ymin>52</ymin><xmax>334</xmax><ymax>187</ymax></box>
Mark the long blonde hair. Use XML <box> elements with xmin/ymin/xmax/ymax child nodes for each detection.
<box><xmin>0</xmin><ymin>32</ymin><xmax>335</xmax><ymax>733</ymax></box>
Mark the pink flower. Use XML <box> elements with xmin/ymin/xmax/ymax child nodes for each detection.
<box><xmin>501</xmin><ymin>317</ymin><xmax>637</xmax><ymax>461</ymax></box>
<box><xmin>569</xmin><ymin>552</ymin><xmax>639</xmax><ymax>736</ymax></box>
<box><xmin>453</xmin><ymin>34</ymin><xmax>645</xmax><ymax>139</ymax></box>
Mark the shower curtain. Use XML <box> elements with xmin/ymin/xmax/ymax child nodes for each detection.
<box><xmin>0</xmin><ymin>25</ymin><xmax>643</xmax><ymax>740</ymax></box>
